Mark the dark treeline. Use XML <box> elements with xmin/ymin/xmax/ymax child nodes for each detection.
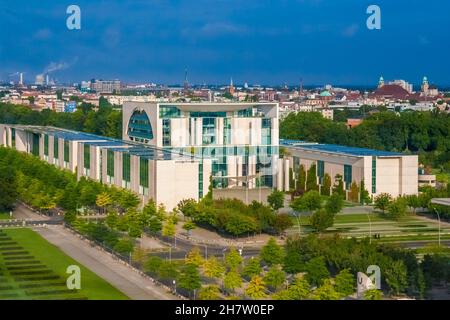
<box><xmin>280</xmin><ymin>111</ymin><xmax>450</xmax><ymax>170</ymax></box>
<box><xmin>0</xmin><ymin>98</ymin><xmax>122</xmax><ymax>139</ymax></box>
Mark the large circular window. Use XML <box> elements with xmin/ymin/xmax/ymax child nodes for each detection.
<box><xmin>127</xmin><ymin>109</ymin><xmax>153</xmax><ymax>142</ymax></box>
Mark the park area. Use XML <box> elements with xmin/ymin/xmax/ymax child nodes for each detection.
<box><xmin>288</xmin><ymin>210</ymin><xmax>450</xmax><ymax>243</ymax></box>
<box><xmin>0</xmin><ymin>228</ymin><xmax>128</xmax><ymax>300</ymax></box>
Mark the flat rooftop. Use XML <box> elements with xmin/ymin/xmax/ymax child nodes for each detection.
<box><xmin>7</xmin><ymin>125</ymin><xmax>197</xmax><ymax>161</ymax></box>
<box><xmin>280</xmin><ymin>139</ymin><xmax>403</xmax><ymax>157</ymax></box>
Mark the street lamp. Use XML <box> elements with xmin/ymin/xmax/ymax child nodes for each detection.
<box><xmin>173</xmin><ymin>279</ymin><xmax>176</xmax><ymax>294</ymax></box>
<box><xmin>433</xmin><ymin>207</ymin><xmax>441</xmax><ymax>247</ymax></box>
<box><xmin>367</xmin><ymin>210</ymin><xmax>372</xmax><ymax>244</ymax></box>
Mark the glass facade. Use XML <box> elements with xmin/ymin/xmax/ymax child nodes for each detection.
<box><xmin>372</xmin><ymin>157</ymin><xmax>376</xmax><ymax>193</ymax></box>
<box><xmin>107</xmin><ymin>150</ymin><xmax>114</xmax><ymax>182</ymax></box>
<box><xmin>11</xmin><ymin>128</ymin><xmax>15</xmax><ymax>148</ymax></box>
<box><xmin>32</xmin><ymin>133</ymin><xmax>40</xmax><ymax>156</ymax></box>
<box><xmin>317</xmin><ymin>160</ymin><xmax>325</xmax><ymax>184</ymax></box>
<box><xmin>122</xmin><ymin>153</ymin><xmax>131</xmax><ymax>188</ymax></box>
<box><xmin>84</xmin><ymin>144</ymin><xmax>90</xmax><ymax>170</ymax></box>
<box><xmin>54</xmin><ymin>138</ymin><xmax>59</xmax><ymax>160</ymax></box>
<box><xmin>127</xmin><ymin>110</ymin><xmax>153</xmax><ymax>143</ymax></box>
<box><xmin>162</xmin><ymin>119</ymin><xmax>171</xmax><ymax>147</ymax></box>
<box><xmin>198</xmin><ymin>163</ymin><xmax>203</xmax><ymax>198</ymax></box>
<box><xmin>202</xmin><ymin>118</ymin><xmax>216</xmax><ymax>145</ymax></box>
<box><xmin>44</xmin><ymin>135</ymin><xmax>49</xmax><ymax>156</ymax></box>
<box><xmin>64</xmin><ymin>140</ymin><xmax>70</xmax><ymax>163</ymax></box>
<box><xmin>344</xmin><ymin>164</ymin><xmax>352</xmax><ymax>189</ymax></box>
<box><xmin>159</xmin><ymin>105</ymin><xmax>181</xmax><ymax>118</ymax></box>
<box><xmin>223</xmin><ymin>118</ymin><xmax>231</xmax><ymax>145</ymax></box>
<box><xmin>139</xmin><ymin>157</ymin><xmax>149</xmax><ymax>195</ymax></box>
<box><xmin>261</xmin><ymin>118</ymin><xmax>271</xmax><ymax>145</ymax></box>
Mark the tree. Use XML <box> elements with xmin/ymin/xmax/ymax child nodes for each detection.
<box><xmin>286</xmin><ymin>275</ymin><xmax>310</xmax><ymax>300</ymax></box>
<box><xmin>384</xmin><ymin>260</ymin><xmax>408</xmax><ymax>295</ymax></box>
<box><xmin>148</xmin><ymin>217</ymin><xmax>163</xmax><ymax>233</ymax></box>
<box><xmin>304</xmin><ymin>256</ymin><xmax>329</xmax><ymax>287</ymax></box>
<box><xmin>243</xmin><ymin>257</ymin><xmax>262</xmax><ymax>278</ymax></box>
<box><xmin>312</xmin><ymin>279</ymin><xmax>340</xmax><ymax>300</ymax></box>
<box><xmin>113</xmin><ymin>238</ymin><xmax>134</xmax><ymax>256</ymax></box>
<box><xmin>263</xmin><ymin>265</ymin><xmax>286</xmax><ymax>290</ymax></box>
<box><xmin>364</xmin><ymin>288</ymin><xmax>382</xmax><ymax>300</ymax></box>
<box><xmin>144</xmin><ymin>255</ymin><xmax>163</xmax><ymax>274</ymax></box>
<box><xmin>321</xmin><ymin>173</ymin><xmax>332</xmax><ymax>196</ymax></box>
<box><xmin>334</xmin><ymin>269</ymin><xmax>355</xmax><ymax>298</ymax></box>
<box><xmin>202</xmin><ymin>256</ymin><xmax>225</xmax><ymax>279</ymax></box>
<box><xmin>185</xmin><ymin>247</ymin><xmax>204</xmax><ymax>267</ymax></box>
<box><xmin>177</xmin><ymin>198</ymin><xmax>199</xmax><ymax>220</ymax></box>
<box><xmin>131</xmin><ymin>247</ymin><xmax>148</xmax><ymax>267</ymax></box>
<box><xmin>310</xmin><ymin>209</ymin><xmax>335</xmax><ymax>232</ymax></box>
<box><xmin>182</xmin><ymin>221</ymin><xmax>196</xmax><ymax>236</ymax></box>
<box><xmin>387</xmin><ymin>197</ymin><xmax>408</xmax><ymax>220</ymax></box>
<box><xmin>332</xmin><ymin>174</ymin><xmax>345</xmax><ymax>198</ymax></box>
<box><xmin>360</xmin><ymin>180</ymin><xmax>371</xmax><ymax>205</ymax></box>
<box><xmin>162</xmin><ymin>219</ymin><xmax>176</xmax><ymax>238</ymax></box>
<box><xmin>374</xmin><ymin>193</ymin><xmax>392</xmax><ymax>214</ymax></box>
<box><xmin>290</xmin><ymin>190</ymin><xmax>321</xmax><ymax>212</ymax></box>
<box><xmin>223</xmin><ymin>270</ymin><xmax>242</xmax><ymax>292</ymax></box>
<box><xmin>272</xmin><ymin>213</ymin><xmax>293</xmax><ymax>234</ymax></box>
<box><xmin>348</xmin><ymin>181</ymin><xmax>359</xmax><ymax>203</ymax></box>
<box><xmin>325</xmin><ymin>192</ymin><xmax>344</xmax><ymax>214</ymax></box>
<box><xmin>260</xmin><ymin>238</ymin><xmax>284</xmax><ymax>266</ymax></box>
<box><xmin>198</xmin><ymin>285</ymin><xmax>220</xmax><ymax>300</ymax></box>
<box><xmin>225</xmin><ymin>247</ymin><xmax>243</xmax><ymax>270</ymax></box>
<box><xmin>267</xmin><ymin>189</ymin><xmax>285</xmax><ymax>210</ymax></box>
<box><xmin>178</xmin><ymin>264</ymin><xmax>201</xmax><ymax>299</ymax></box>
<box><xmin>245</xmin><ymin>276</ymin><xmax>267</xmax><ymax>299</ymax></box>
<box><xmin>306</xmin><ymin>164</ymin><xmax>318</xmax><ymax>191</ymax></box>
<box><xmin>297</xmin><ymin>164</ymin><xmax>306</xmax><ymax>192</ymax></box>
<box><xmin>96</xmin><ymin>192</ymin><xmax>112</xmax><ymax>214</ymax></box>
<box><xmin>406</xmin><ymin>195</ymin><xmax>421</xmax><ymax>214</ymax></box>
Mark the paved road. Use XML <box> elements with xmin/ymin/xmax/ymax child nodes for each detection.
<box><xmin>13</xmin><ymin>203</ymin><xmax>50</xmax><ymax>220</ymax></box>
<box><xmin>34</xmin><ymin>225</ymin><xmax>178</xmax><ymax>300</ymax></box>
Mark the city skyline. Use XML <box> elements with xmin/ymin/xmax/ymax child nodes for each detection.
<box><xmin>1</xmin><ymin>0</ymin><xmax>450</xmax><ymax>85</ymax></box>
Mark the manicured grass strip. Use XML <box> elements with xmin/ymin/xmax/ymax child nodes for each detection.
<box><xmin>0</xmin><ymin>228</ymin><xmax>129</xmax><ymax>300</ymax></box>
<box><xmin>0</xmin><ymin>213</ymin><xmax>12</xmax><ymax>220</ymax></box>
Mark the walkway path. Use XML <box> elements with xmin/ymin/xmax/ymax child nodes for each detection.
<box><xmin>33</xmin><ymin>225</ymin><xmax>178</xmax><ymax>300</ymax></box>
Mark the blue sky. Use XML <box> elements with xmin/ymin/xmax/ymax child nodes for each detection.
<box><xmin>1</xmin><ymin>0</ymin><xmax>449</xmax><ymax>86</ymax></box>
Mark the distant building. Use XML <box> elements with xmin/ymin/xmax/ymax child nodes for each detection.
<box><xmin>388</xmin><ymin>79</ymin><xmax>413</xmax><ymax>94</ymax></box>
<box><xmin>91</xmin><ymin>80</ymin><xmax>121</xmax><ymax>94</ymax></box>
<box><xmin>347</xmin><ymin>118</ymin><xmax>363</xmax><ymax>129</ymax></box>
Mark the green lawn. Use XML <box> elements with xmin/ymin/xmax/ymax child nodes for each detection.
<box><xmin>0</xmin><ymin>228</ymin><xmax>128</xmax><ymax>300</ymax></box>
<box><xmin>0</xmin><ymin>212</ymin><xmax>12</xmax><ymax>220</ymax></box>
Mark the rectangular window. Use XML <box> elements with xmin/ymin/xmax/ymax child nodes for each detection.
<box><xmin>84</xmin><ymin>144</ymin><xmax>90</xmax><ymax>170</ymax></box>
<box><xmin>317</xmin><ymin>160</ymin><xmax>325</xmax><ymax>184</ymax></box>
<box><xmin>107</xmin><ymin>150</ymin><xmax>114</xmax><ymax>182</ymax></box>
<box><xmin>372</xmin><ymin>157</ymin><xmax>376</xmax><ymax>193</ymax></box>
<box><xmin>32</xmin><ymin>133</ymin><xmax>40</xmax><ymax>156</ymax></box>
<box><xmin>159</xmin><ymin>105</ymin><xmax>181</xmax><ymax>118</ymax></box>
<box><xmin>162</xmin><ymin>119</ymin><xmax>171</xmax><ymax>147</ymax></box>
<box><xmin>202</xmin><ymin>118</ymin><xmax>216</xmax><ymax>145</ymax></box>
<box><xmin>198</xmin><ymin>162</ymin><xmax>204</xmax><ymax>199</ymax></box>
<box><xmin>122</xmin><ymin>153</ymin><xmax>131</xmax><ymax>186</ymax></box>
<box><xmin>139</xmin><ymin>157</ymin><xmax>149</xmax><ymax>195</ymax></box>
<box><xmin>344</xmin><ymin>164</ymin><xmax>352</xmax><ymax>189</ymax></box>
<box><xmin>54</xmin><ymin>138</ymin><xmax>59</xmax><ymax>160</ymax></box>
<box><xmin>44</xmin><ymin>135</ymin><xmax>49</xmax><ymax>156</ymax></box>
<box><xmin>223</xmin><ymin>118</ymin><xmax>231</xmax><ymax>145</ymax></box>
<box><xmin>64</xmin><ymin>140</ymin><xmax>70</xmax><ymax>163</ymax></box>
<box><xmin>11</xmin><ymin>128</ymin><xmax>16</xmax><ymax>148</ymax></box>
<box><xmin>261</xmin><ymin>118</ymin><xmax>271</xmax><ymax>145</ymax></box>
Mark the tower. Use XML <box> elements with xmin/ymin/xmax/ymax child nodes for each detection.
<box><xmin>421</xmin><ymin>76</ymin><xmax>429</xmax><ymax>94</ymax></box>
<box><xmin>378</xmin><ymin>76</ymin><xmax>384</xmax><ymax>88</ymax></box>
<box><xmin>183</xmin><ymin>68</ymin><xmax>189</xmax><ymax>93</ymax></box>
<box><xmin>229</xmin><ymin>77</ymin><xmax>235</xmax><ymax>95</ymax></box>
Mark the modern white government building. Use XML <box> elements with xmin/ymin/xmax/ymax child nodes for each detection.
<box><xmin>0</xmin><ymin>102</ymin><xmax>419</xmax><ymax>209</ymax></box>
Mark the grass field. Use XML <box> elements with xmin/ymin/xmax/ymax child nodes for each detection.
<box><xmin>288</xmin><ymin>211</ymin><xmax>450</xmax><ymax>240</ymax></box>
<box><xmin>0</xmin><ymin>213</ymin><xmax>12</xmax><ymax>220</ymax></box>
<box><xmin>0</xmin><ymin>228</ymin><xmax>128</xmax><ymax>300</ymax></box>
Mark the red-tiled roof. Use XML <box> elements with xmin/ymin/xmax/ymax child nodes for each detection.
<box><xmin>372</xmin><ymin>84</ymin><xmax>410</xmax><ymax>100</ymax></box>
